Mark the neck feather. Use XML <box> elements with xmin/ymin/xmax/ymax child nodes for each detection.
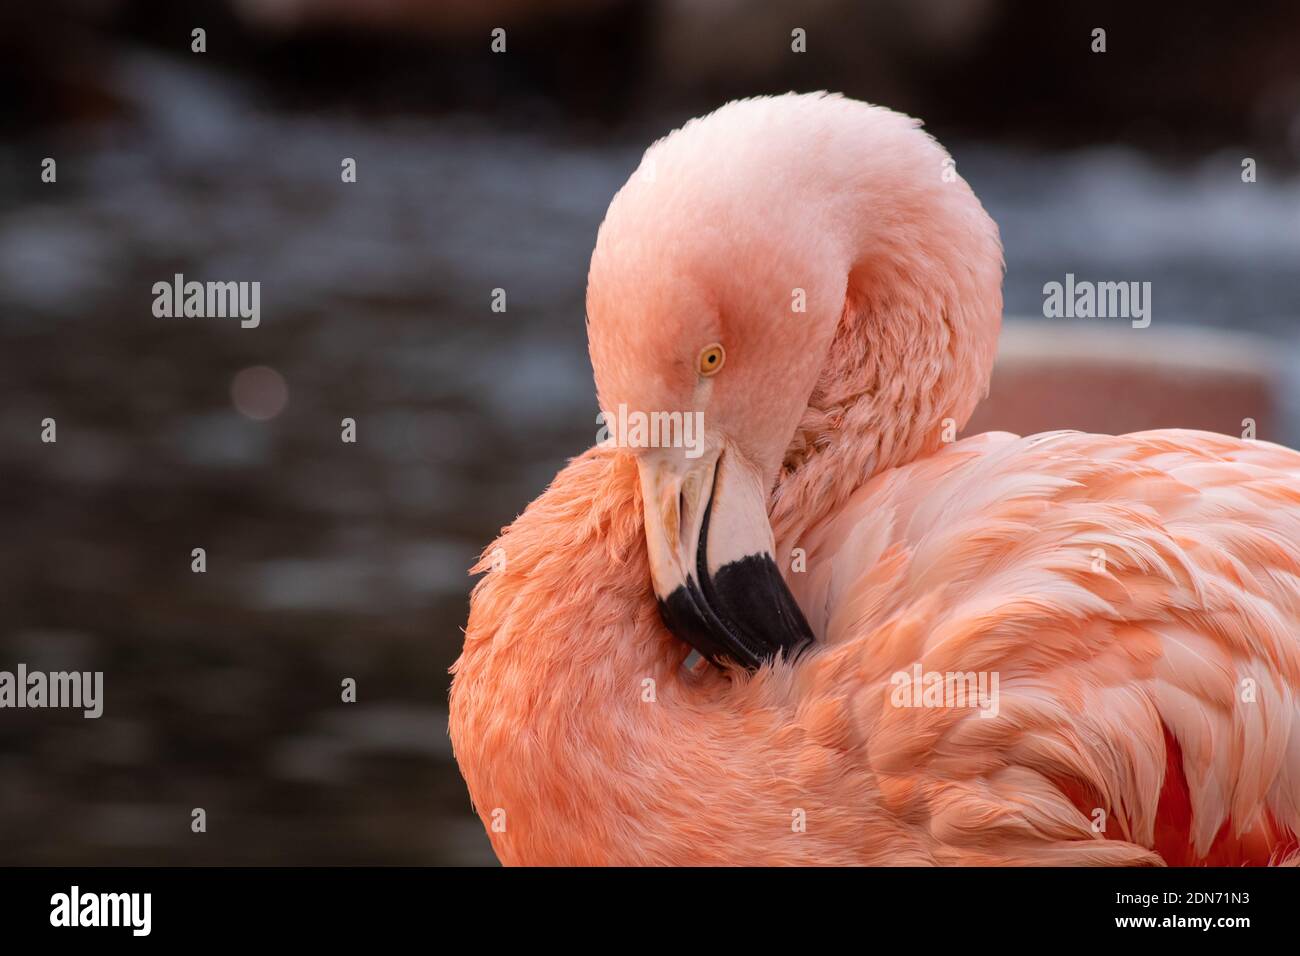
<box><xmin>771</xmin><ymin>251</ymin><xmax>1001</xmax><ymax>546</ymax></box>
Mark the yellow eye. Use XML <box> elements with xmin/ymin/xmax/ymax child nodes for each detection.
<box><xmin>698</xmin><ymin>343</ymin><xmax>725</xmax><ymax>376</ymax></box>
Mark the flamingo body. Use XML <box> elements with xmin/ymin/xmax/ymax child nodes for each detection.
<box><xmin>449</xmin><ymin>93</ymin><xmax>1300</xmax><ymax>865</ymax></box>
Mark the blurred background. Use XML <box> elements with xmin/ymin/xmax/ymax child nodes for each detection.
<box><xmin>0</xmin><ymin>0</ymin><xmax>1297</xmax><ymax>864</ymax></box>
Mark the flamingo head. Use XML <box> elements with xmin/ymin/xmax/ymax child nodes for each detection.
<box><xmin>586</xmin><ymin>93</ymin><xmax>1003</xmax><ymax>670</ymax></box>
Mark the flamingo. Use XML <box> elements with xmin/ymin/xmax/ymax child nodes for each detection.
<box><xmin>449</xmin><ymin>92</ymin><xmax>1300</xmax><ymax>866</ymax></box>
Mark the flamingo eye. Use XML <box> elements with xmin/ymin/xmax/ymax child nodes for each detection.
<box><xmin>698</xmin><ymin>344</ymin><xmax>725</xmax><ymax>376</ymax></box>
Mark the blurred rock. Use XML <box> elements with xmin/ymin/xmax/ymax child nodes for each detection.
<box><xmin>967</xmin><ymin>320</ymin><xmax>1291</xmax><ymax>443</ymax></box>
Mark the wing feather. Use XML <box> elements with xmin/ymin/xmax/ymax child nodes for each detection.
<box><xmin>795</xmin><ymin>429</ymin><xmax>1300</xmax><ymax>863</ymax></box>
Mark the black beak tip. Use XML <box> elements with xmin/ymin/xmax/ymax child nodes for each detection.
<box><xmin>658</xmin><ymin>554</ymin><xmax>815</xmax><ymax>671</ymax></box>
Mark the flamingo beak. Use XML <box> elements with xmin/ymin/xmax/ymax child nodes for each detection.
<box><xmin>637</xmin><ymin>447</ymin><xmax>815</xmax><ymax>670</ymax></box>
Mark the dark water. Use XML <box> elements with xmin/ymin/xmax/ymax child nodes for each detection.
<box><xmin>1</xmin><ymin>55</ymin><xmax>1297</xmax><ymax>864</ymax></box>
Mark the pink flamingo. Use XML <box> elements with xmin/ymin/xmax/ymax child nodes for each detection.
<box><xmin>450</xmin><ymin>93</ymin><xmax>1300</xmax><ymax>865</ymax></box>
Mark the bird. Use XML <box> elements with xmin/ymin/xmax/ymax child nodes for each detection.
<box><xmin>449</xmin><ymin>92</ymin><xmax>1300</xmax><ymax>866</ymax></box>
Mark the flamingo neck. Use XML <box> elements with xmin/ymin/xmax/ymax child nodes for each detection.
<box><xmin>769</xmin><ymin>264</ymin><xmax>999</xmax><ymax>546</ymax></box>
<box><xmin>450</xmin><ymin>450</ymin><xmax>689</xmax><ymax>863</ymax></box>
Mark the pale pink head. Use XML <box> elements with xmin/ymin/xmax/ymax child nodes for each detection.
<box><xmin>585</xmin><ymin>92</ymin><xmax>1004</xmax><ymax>669</ymax></box>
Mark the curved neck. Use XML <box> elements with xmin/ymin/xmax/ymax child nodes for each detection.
<box><xmin>770</xmin><ymin>254</ymin><xmax>1001</xmax><ymax>546</ymax></box>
